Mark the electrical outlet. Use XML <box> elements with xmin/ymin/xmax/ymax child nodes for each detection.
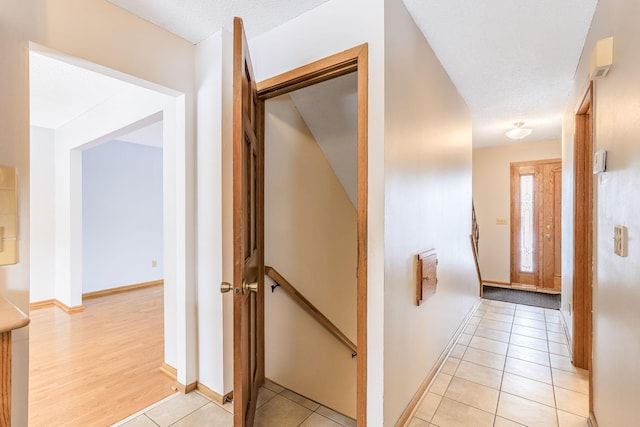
<box><xmin>496</xmin><ymin>217</ymin><xmax>508</xmax><ymax>225</ymax></box>
<box><xmin>152</xmin><ymin>260</ymin><xmax>158</xmax><ymax>268</ymax></box>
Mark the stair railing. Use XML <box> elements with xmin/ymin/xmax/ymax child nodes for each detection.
<box><xmin>265</xmin><ymin>266</ymin><xmax>357</xmax><ymax>357</ymax></box>
<box><xmin>471</xmin><ymin>201</ymin><xmax>483</xmax><ymax>296</ymax></box>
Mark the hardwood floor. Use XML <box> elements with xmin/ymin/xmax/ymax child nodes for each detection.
<box><xmin>29</xmin><ymin>285</ymin><xmax>175</xmax><ymax>426</ymax></box>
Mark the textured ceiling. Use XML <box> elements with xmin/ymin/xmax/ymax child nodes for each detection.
<box><xmin>403</xmin><ymin>0</ymin><xmax>597</xmax><ymax>147</ymax></box>
<box><xmin>50</xmin><ymin>1</ymin><xmax>597</xmax><ymax>148</ymax></box>
<box><xmin>105</xmin><ymin>0</ymin><xmax>597</xmax><ymax>147</ymax></box>
<box><xmin>106</xmin><ymin>0</ymin><xmax>332</xmax><ymax>43</ymax></box>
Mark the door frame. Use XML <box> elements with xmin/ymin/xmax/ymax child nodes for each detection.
<box><xmin>572</xmin><ymin>82</ymin><xmax>593</xmax><ymax>406</ymax></box>
<box><xmin>257</xmin><ymin>44</ymin><xmax>369</xmax><ymax>424</ymax></box>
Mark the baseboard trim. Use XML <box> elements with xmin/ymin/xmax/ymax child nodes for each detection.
<box><xmin>482</xmin><ymin>280</ymin><xmax>511</xmax><ymax>287</ymax></box>
<box><xmin>29</xmin><ymin>281</ymin><xmax>163</xmax><ymax>313</ymax></box>
<box><xmin>83</xmin><ymin>280</ymin><xmax>163</xmax><ymax>300</ymax></box>
<box><xmin>196</xmin><ymin>382</ymin><xmax>233</xmax><ymax>405</ymax></box>
<box><xmin>31</xmin><ymin>299</ymin><xmax>85</xmax><ymax>314</ymax></box>
<box><xmin>589</xmin><ymin>411</ymin><xmax>598</xmax><ymax>427</ymax></box>
<box><xmin>160</xmin><ymin>362</ymin><xmax>177</xmax><ymax>380</ymax></box>
<box><xmin>174</xmin><ymin>381</ymin><xmax>198</xmax><ymax>394</ymax></box>
<box><xmin>29</xmin><ymin>299</ymin><xmax>56</xmax><ymax>310</ymax></box>
<box><xmin>395</xmin><ymin>300</ymin><xmax>481</xmax><ymax>427</ymax></box>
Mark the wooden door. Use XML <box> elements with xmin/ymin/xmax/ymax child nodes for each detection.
<box><xmin>233</xmin><ymin>16</ymin><xmax>264</xmax><ymax>427</ymax></box>
<box><xmin>510</xmin><ymin>159</ymin><xmax>562</xmax><ymax>292</ymax></box>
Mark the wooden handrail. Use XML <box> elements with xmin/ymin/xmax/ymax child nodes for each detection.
<box><xmin>265</xmin><ymin>266</ymin><xmax>357</xmax><ymax>356</ymax></box>
<box><xmin>471</xmin><ymin>202</ymin><xmax>483</xmax><ymax>296</ymax></box>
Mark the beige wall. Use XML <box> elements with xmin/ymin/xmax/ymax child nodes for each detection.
<box><xmin>562</xmin><ymin>1</ymin><xmax>640</xmax><ymax>425</ymax></box>
<box><xmin>473</xmin><ymin>139</ymin><xmax>561</xmax><ymax>283</ymax></box>
<box><xmin>0</xmin><ymin>2</ymin><xmax>195</xmax><ymax>423</ymax></box>
<box><xmin>382</xmin><ymin>0</ymin><xmax>478</xmax><ymax>424</ymax></box>
<box><xmin>264</xmin><ymin>94</ymin><xmax>357</xmax><ymax>417</ymax></box>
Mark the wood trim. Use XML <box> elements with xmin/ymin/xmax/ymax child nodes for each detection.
<box><xmin>174</xmin><ymin>382</ymin><xmax>197</xmax><ymax>394</ymax></box>
<box><xmin>54</xmin><ymin>300</ymin><xmax>84</xmax><ymax>314</ymax></box>
<box><xmin>482</xmin><ymin>280</ymin><xmax>511</xmax><ymax>287</ymax></box>
<box><xmin>30</xmin><ymin>281</ymin><xmax>162</xmax><ymax>312</ymax></box>
<box><xmin>29</xmin><ymin>299</ymin><xmax>56</xmax><ymax>311</ymax></box>
<box><xmin>1</xmin><ymin>332</ymin><xmax>11</xmax><ymax>426</ymax></box>
<box><xmin>511</xmin><ymin>158</ymin><xmax>562</xmax><ymax>167</ymax></box>
<box><xmin>160</xmin><ymin>362</ymin><xmax>177</xmax><ymax>380</ymax></box>
<box><xmin>196</xmin><ymin>382</ymin><xmax>233</xmax><ymax>405</ymax></box>
<box><xmin>265</xmin><ymin>266</ymin><xmax>357</xmax><ymax>355</ymax></box>
<box><xmin>257</xmin><ymin>45</ymin><xmax>362</xmax><ymax>99</ymax></box>
<box><xmin>257</xmin><ymin>43</ymin><xmax>368</xmax><ymax>426</ymax></box>
<box><xmin>355</xmin><ymin>44</ymin><xmax>369</xmax><ymax>427</ymax></box>
<box><xmin>395</xmin><ymin>302</ymin><xmax>481</xmax><ymax>426</ymax></box>
<box><xmin>82</xmin><ymin>280</ymin><xmax>163</xmax><ymax>300</ymax></box>
<box><xmin>573</xmin><ymin>82</ymin><xmax>593</xmax><ymax>372</ymax></box>
<box><xmin>589</xmin><ymin>411</ymin><xmax>599</xmax><ymax>427</ymax></box>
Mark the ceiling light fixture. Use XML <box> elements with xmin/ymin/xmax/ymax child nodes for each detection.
<box><xmin>505</xmin><ymin>122</ymin><xmax>533</xmax><ymax>140</ymax></box>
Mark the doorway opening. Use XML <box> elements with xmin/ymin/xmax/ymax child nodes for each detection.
<box><xmin>262</xmin><ymin>71</ymin><xmax>358</xmax><ymax>419</ymax></box>
<box><xmin>28</xmin><ymin>44</ymin><xmax>187</xmax><ymax>424</ymax></box>
<box><xmin>230</xmin><ymin>19</ymin><xmax>368</xmax><ymax>424</ymax></box>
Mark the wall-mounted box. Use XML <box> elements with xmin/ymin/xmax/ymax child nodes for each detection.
<box><xmin>416</xmin><ymin>249</ymin><xmax>438</xmax><ymax>305</ymax></box>
<box><xmin>0</xmin><ymin>166</ymin><xmax>18</xmax><ymax>265</ymax></box>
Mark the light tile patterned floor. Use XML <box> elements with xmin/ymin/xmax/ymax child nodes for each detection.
<box><xmin>407</xmin><ymin>299</ymin><xmax>590</xmax><ymax>427</ymax></box>
<box><xmin>112</xmin><ymin>380</ymin><xmax>356</xmax><ymax>427</ymax></box>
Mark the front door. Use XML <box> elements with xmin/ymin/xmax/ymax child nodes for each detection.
<box><xmin>232</xmin><ymin>16</ymin><xmax>264</xmax><ymax>426</ymax></box>
<box><xmin>510</xmin><ymin>159</ymin><xmax>562</xmax><ymax>291</ymax></box>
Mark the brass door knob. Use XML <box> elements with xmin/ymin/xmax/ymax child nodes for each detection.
<box><xmin>243</xmin><ymin>281</ymin><xmax>258</xmax><ymax>293</ymax></box>
<box><xmin>220</xmin><ymin>282</ymin><xmax>233</xmax><ymax>293</ymax></box>
<box><xmin>545</xmin><ymin>234</ymin><xmax>552</xmax><ymax>240</ymax></box>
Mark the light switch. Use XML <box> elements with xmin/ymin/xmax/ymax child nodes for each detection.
<box><xmin>614</xmin><ymin>225</ymin><xmax>627</xmax><ymax>257</ymax></box>
<box><xmin>0</xmin><ymin>166</ymin><xmax>18</xmax><ymax>265</ymax></box>
<box><xmin>496</xmin><ymin>217</ymin><xmax>508</xmax><ymax>225</ymax></box>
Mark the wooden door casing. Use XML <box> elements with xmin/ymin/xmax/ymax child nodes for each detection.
<box><xmin>233</xmin><ymin>17</ymin><xmax>264</xmax><ymax>427</ymax></box>
<box><xmin>542</xmin><ymin>162</ymin><xmax>562</xmax><ymax>291</ymax></box>
<box><xmin>510</xmin><ymin>159</ymin><xmax>562</xmax><ymax>292</ymax></box>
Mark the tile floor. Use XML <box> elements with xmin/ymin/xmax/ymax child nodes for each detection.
<box><xmin>113</xmin><ymin>299</ymin><xmax>587</xmax><ymax>427</ymax></box>
<box><xmin>407</xmin><ymin>299</ymin><xmax>589</xmax><ymax>427</ymax></box>
<box><xmin>113</xmin><ymin>380</ymin><xmax>356</xmax><ymax>427</ymax></box>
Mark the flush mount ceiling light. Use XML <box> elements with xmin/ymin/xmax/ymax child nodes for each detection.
<box><xmin>505</xmin><ymin>122</ymin><xmax>533</xmax><ymax>140</ymax></box>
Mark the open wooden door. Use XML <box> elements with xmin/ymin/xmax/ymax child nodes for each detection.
<box><xmin>232</xmin><ymin>16</ymin><xmax>264</xmax><ymax>426</ymax></box>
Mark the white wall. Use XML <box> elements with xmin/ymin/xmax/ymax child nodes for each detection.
<box><xmin>249</xmin><ymin>1</ymin><xmax>385</xmax><ymax>422</ymax></box>
<box><xmin>383</xmin><ymin>0</ymin><xmax>477</xmax><ymax>424</ymax></box>
<box><xmin>82</xmin><ymin>140</ymin><xmax>163</xmax><ymax>293</ymax></box>
<box><xmin>29</xmin><ymin>126</ymin><xmax>56</xmax><ymax>303</ymax></box>
<box><xmin>195</xmin><ymin>29</ymin><xmax>234</xmax><ymax>397</ymax></box>
<box><xmin>562</xmin><ymin>1</ymin><xmax>640</xmax><ymax>424</ymax></box>
<box><xmin>473</xmin><ymin>139</ymin><xmax>561</xmax><ymax>283</ymax></box>
<box><xmin>0</xmin><ymin>2</ymin><xmax>196</xmax><ymax>423</ymax></box>
<box><xmin>264</xmin><ymin>95</ymin><xmax>357</xmax><ymax>417</ymax></box>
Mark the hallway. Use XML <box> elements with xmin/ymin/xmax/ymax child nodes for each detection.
<box><xmin>407</xmin><ymin>299</ymin><xmax>588</xmax><ymax>426</ymax></box>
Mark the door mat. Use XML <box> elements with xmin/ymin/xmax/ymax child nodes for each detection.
<box><xmin>482</xmin><ymin>285</ymin><xmax>560</xmax><ymax>310</ymax></box>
